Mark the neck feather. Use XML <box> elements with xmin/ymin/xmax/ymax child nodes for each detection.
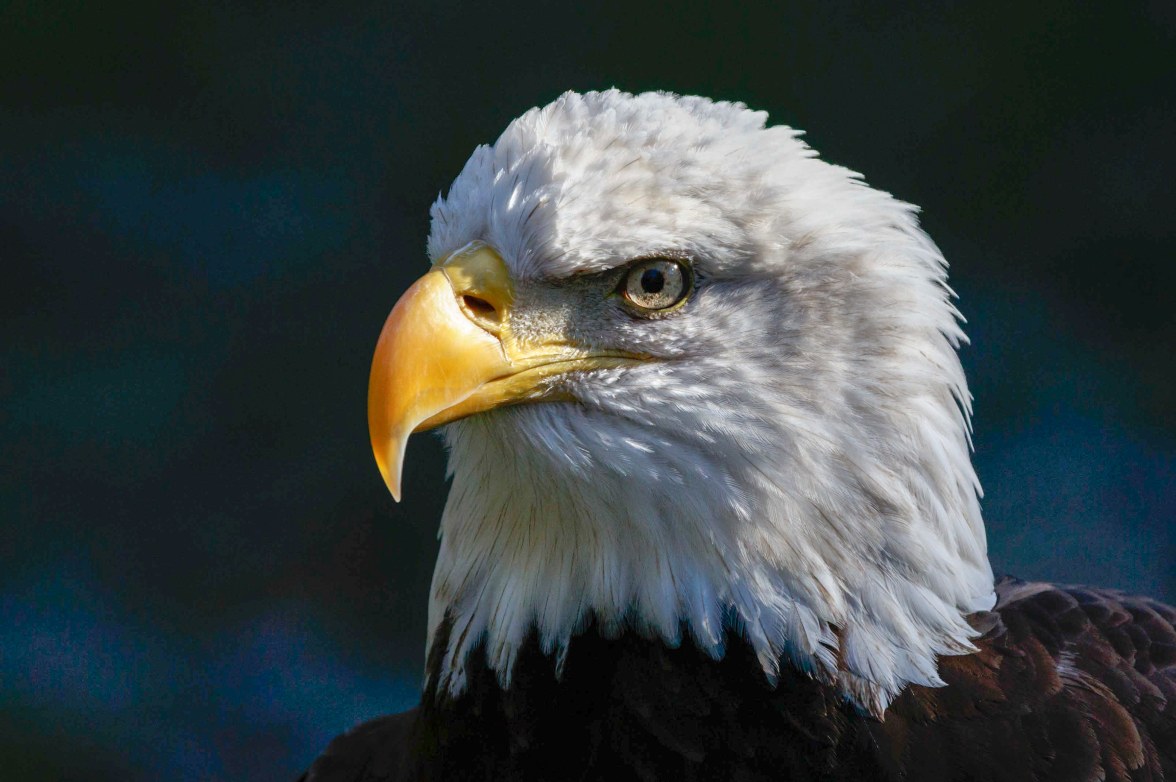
<box><xmin>426</xmin><ymin>393</ymin><xmax>994</xmax><ymax>715</ymax></box>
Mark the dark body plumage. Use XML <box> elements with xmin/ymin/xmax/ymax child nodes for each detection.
<box><xmin>302</xmin><ymin>578</ymin><xmax>1176</xmax><ymax>781</ymax></box>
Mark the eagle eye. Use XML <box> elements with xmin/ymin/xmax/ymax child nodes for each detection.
<box><xmin>620</xmin><ymin>258</ymin><xmax>691</xmax><ymax>312</ymax></box>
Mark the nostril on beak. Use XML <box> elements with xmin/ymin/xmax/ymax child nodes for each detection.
<box><xmin>460</xmin><ymin>294</ymin><xmax>502</xmax><ymax>332</ymax></box>
<box><xmin>463</xmin><ymin>295</ymin><xmax>496</xmax><ymax>317</ymax></box>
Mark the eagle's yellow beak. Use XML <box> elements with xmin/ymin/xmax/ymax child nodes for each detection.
<box><xmin>368</xmin><ymin>244</ymin><xmax>639</xmax><ymax>500</ymax></box>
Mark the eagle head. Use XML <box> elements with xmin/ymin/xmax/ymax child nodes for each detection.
<box><xmin>368</xmin><ymin>90</ymin><xmax>995</xmax><ymax>714</ymax></box>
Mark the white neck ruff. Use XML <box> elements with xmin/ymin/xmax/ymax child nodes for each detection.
<box><xmin>427</xmin><ymin>389</ymin><xmax>994</xmax><ymax>714</ymax></box>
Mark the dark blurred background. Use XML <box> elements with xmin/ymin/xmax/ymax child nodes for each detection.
<box><xmin>2</xmin><ymin>1</ymin><xmax>1173</xmax><ymax>779</ymax></box>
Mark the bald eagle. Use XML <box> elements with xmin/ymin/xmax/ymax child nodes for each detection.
<box><xmin>302</xmin><ymin>90</ymin><xmax>1175</xmax><ymax>781</ymax></box>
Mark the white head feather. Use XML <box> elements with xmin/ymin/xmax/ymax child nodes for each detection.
<box><xmin>421</xmin><ymin>89</ymin><xmax>995</xmax><ymax>714</ymax></box>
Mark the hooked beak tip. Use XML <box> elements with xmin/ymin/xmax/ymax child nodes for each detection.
<box><xmin>372</xmin><ymin>435</ymin><xmax>405</xmax><ymax>503</ymax></box>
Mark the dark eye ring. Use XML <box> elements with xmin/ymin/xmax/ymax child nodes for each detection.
<box><xmin>619</xmin><ymin>258</ymin><xmax>692</xmax><ymax>312</ymax></box>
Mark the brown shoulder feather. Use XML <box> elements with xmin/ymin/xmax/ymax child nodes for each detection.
<box><xmin>878</xmin><ymin>578</ymin><xmax>1176</xmax><ymax>782</ymax></box>
<box><xmin>299</xmin><ymin>709</ymin><xmax>417</xmax><ymax>782</ymax></box>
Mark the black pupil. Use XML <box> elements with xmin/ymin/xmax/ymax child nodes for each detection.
<box><xmin>640</xmin><ymin>267</ymin><xmax>666</xmax><ymax>294</ymax></box>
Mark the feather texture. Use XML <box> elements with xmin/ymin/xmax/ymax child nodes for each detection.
<box><xmin>425</xmin><ymin>90</ymin><xmax>991</xmax><ymax>710</ymax></box>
